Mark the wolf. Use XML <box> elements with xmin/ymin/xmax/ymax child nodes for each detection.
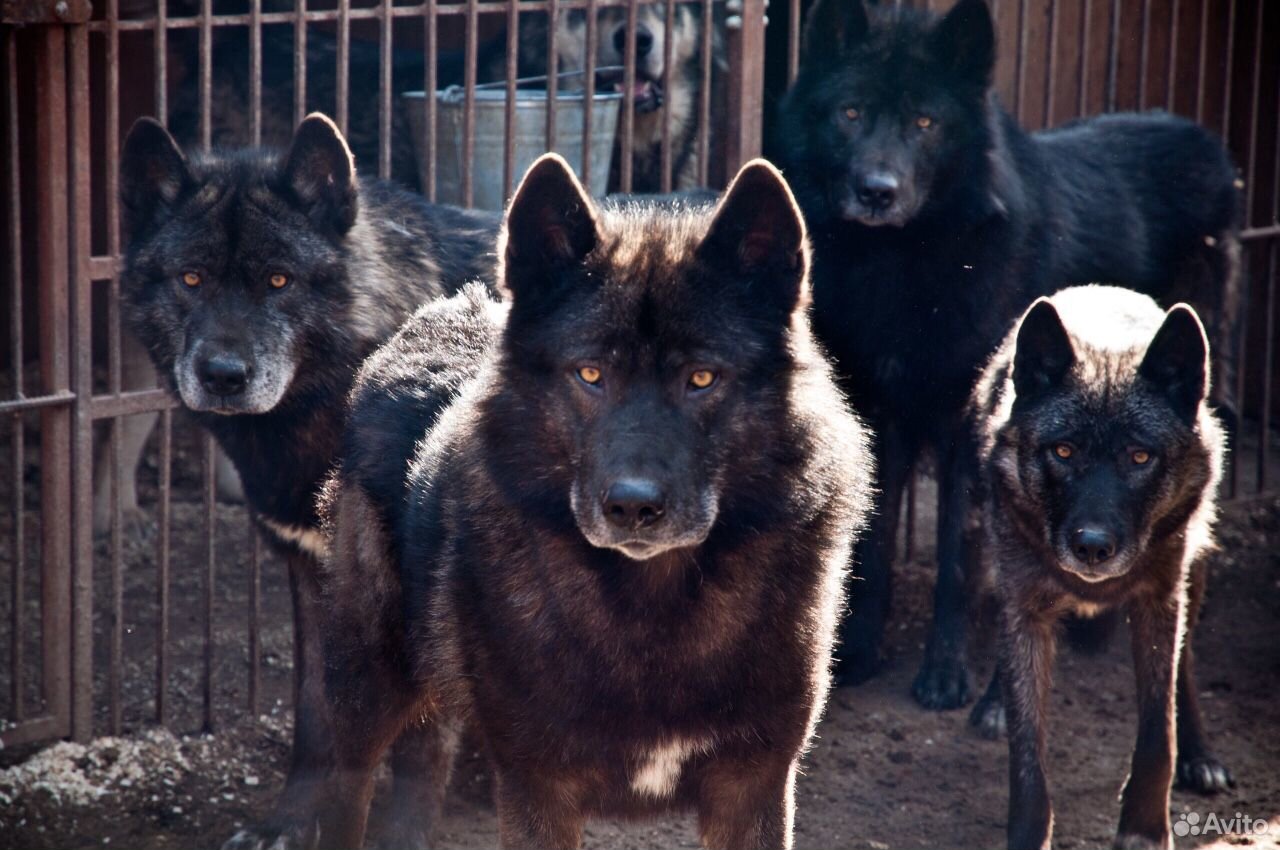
<box><xmin>117</xmin><ymin>112</ymin><xmax>499</xmax><ymax>850</ymax></box>
<box><xmin>964</xmin><ymin>286</ymin><xmax>1231</xmax><ymax>849</ymax></box>
<box><xmin>502</xmin><ymin>1</ymin><xmax>727</xmax><ymax>193</ymax></box>
<box><xmin>274</xmin><ymin>155</ymin><xmax>873</xmax><ymax>850</ymax></box>
<box><xmin>774</xmin><ymin>0</ymin><xmax>1242</xmax><ymax>708</ymax></box>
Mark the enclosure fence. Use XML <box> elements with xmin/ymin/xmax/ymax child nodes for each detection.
<box><xmin>2</xmin><ymin>0</ymin><xmax>1278</xmax><ymax>750</ymax></box>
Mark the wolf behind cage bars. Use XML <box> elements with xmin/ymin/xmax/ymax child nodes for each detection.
<box><xmin>1</xmin><ymin>0</ymin><xmax>1279</xmax><ymax>848</ymax></box>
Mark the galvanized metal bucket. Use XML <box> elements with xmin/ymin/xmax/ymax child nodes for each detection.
<box><xmin>403</xmin><ymin>85</ymin><xmax>623</xmax><ymax>210</ymax></box>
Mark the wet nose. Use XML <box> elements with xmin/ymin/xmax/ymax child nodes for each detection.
<box><xmin>603</xmin><ymin>478</ymin><xmax>666</xmax><ymax>530</ymax></box>
<box><xmin>613</xmin><ymin>23</ymin><xmax>654</xmax><ymax>58</ymax></box>
<box><xmin>856</xmin><ymin>172</ymin><xmax>898</xmax><ymax>211</ymax></box>
<box><xmin>197</xmin><ymin>354</ymin><xmax>252</xmax><ymax>397</ymax></box>
<box><xmin>1071</xmin><ymin>526</ymin><xmax>1118</xmax><ymax>567</ymax></box>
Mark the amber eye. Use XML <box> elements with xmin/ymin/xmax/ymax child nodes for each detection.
<box><xmin>269</xmin><ymin>273</ymin><xmax>289</xmax><ymax>289</ymax></box>
<box><xmin>689</xmin><ymin>369</ymin><xmax>717</xmax><ymax>391</ymax></box>
<box><xmin>1131</xmin><ymin>450</ymin><xmax>1151</xmax><ymax>465</ymax></box>
<box><xmin>916</xmin><ymin>115</ymin><xmax>933</xmax><ymax>129</ymax></box>
<box><xmin>577</xmin><ymin>365</ymin><xmax>602</xmax><ymax>386</ymax></box>
<box><xmin>843</xmin><ymin>107</ymin><xmax>860</xmax><ymax>121</ymax></box>
<box><xmin>1054</xmin><ymin>443</ymin><xmax>1073</xmax><ymax>460</ymax></box>
<box><xmin>181</xmin><ymin>271</ymin><xmax>201</xmax><ymax>287</ymax></box>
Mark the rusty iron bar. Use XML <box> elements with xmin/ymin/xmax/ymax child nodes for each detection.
<box><xmin>1043</xmin><ymin>0</ymin><xmax>1056</xmax><ymax>125</ymax></box>
<box><xmin>503</xmin><ymin>0</ymin><xmax>517</xmax><ymax>202</ymax></box>
<box><xmin>336</xmin><ymin>0</ymin><xmax>350</xmax><ymax>134</ymax></box>
<box><xmin>1259</xmin><ymin>67</ymin><xmax>1279</xmax><ymax>494</ymax></box>
<box><xmin>696</xmin><ymin>0</ymin><xmax>711</xmax><ymax>185</ymax></box>
<box><xmin>1</xmin><ymin>0</ymin><xmax>91</xmax><ymax>23</ymax></box>
<box><xmin>1138</xmin><ymin>0</ymin><xmax>1151</xmax><ymax>110</ymax></box>
<box><xmin>462</xmin><ymin>0</ymin><xmax>477</xmax><ymax>206</ymax></box>
<box><xmin>618</xmin><ymin>0</ymin><xmax>639</xmax><ymax>193</ymax></box>
<box><xmin>294</xmin><ymin>0</ymin><xmax>307</xmax><ymax>126</ymax></box>
<box><xmin>725</xmin><ymin>0</ymin><xmax>765</xmax><ymax>171</ymax></box>
<box><xmin>581</xmin><ymin>0</ymin><xmax>597</xmax><ymax>188</ymax></box>
<box><xmin>1194</xmin><ymin>0</ymin><xmax>1208</xmax><ymax>124</ymax></box>
<box><xmin>200</xmin><ymin>0</ymin><xmax>212</xmax><ymax>150</ymax></box>
<box><xmin>544</xmin><ymin>0</ymin><xmax>558</xmax><ymax>152</ymax></box>
<box><xmin>788</xmin><ymin>0</ymin><xmax>800</xmax><ymax>86</ymax></box>
<box><xmin>1012</xmin><ymin>0</ymin><xmax>1026</xmax><ymax>121</ymax></box>
<box><xmin>1104</xmin><ymin>0</ymin><xmax>1119</xmax><ymax>111</ymax></box>
<box><xmin>1076</xmin><ymin>0</ymin><xmax>1090</xmax><ymax>117</ymax></box>
<box><xmin>248</xmin><ymin>513</ymin><xmax>261</xmax><ymax>715</ymax></box>
<box><xmin>424</xmin><ymin>0</ymin><xmax>437</xmax><ymax>201</ymax></box>
<box><xmin>379</xmin><ymin>0</ymin><xmax>393</xmax><ymax>179</ymax></box>
<box><xmin>5</xmin><ymin>26</ymin><xmax>23</xmax><ymax>726</ymax></box>
<box><xmin>659</xmin><ymin>0</ymin><xmax>675</xmax><ymax>192</ymax></box>
<box><xmin>155</xmin><ymin>406</ymin><xmax>172</xmax><ymax>725</ymax></box>
<box><xmin>1164</xmin><ymin>0</ymin><xmax>1178</xmax><ymax>111</ymax></box>
<box><xmin>202</xmin><ymin>433</ymin><xmax>216</xmax><ymax>732</ymax></box>
<box><xmin>251</xmin><ymin>0</ymin><xmax>263</xmax><ymax>145</ymax></box>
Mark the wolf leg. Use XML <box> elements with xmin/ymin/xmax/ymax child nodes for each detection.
<box><xmin>1001</xmin><ymin>607</ymin><xmax>1055</xmax><ymax>850</ymax></box>
<box><xmin>697</xmin><ymin>755</ymin><xmax>797</xmax><ymax>850</ymax></box>
<box><xmin>492</xmin><ymin>766</ymin><xmax>586</xmax><ymax>850</ymax></box>
<box><xmin>93</xmin><ymin>338</ymin><xmax>157</xmax><ymax>535</ymax></box>
<box><xmin>969</xmin><ymin>667</ymin><xmax>1006</xmax><ymax>739</ymax></box>
<box><xmin>913</xmin><ymin>431</ymin><xmax>976</xmax><ymax>709</ymax></box>
<box><xmin>1115</xmin><ymin>591</ymin><xmax>1180</xmax><ymax>850</ymax></box>
<box><xmin>835</xmin><ymin>423</ymin><xmax>910</xmax><ymax>686</ymax></box>
<box><xmin>371</xmin><ymin>718</ymin><xmax>462</xmax><ymax>850</ymax></box>
<box><xmin>1174</xmin><ymin>558</ymin><xmax>1233</xmax><ymax>794</ymax></box>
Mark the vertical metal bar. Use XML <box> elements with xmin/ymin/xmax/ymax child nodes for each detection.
<box><xmin>1104</xmin><ymin>0</ymin><xmax>1119</xmax><ymax>111</ymax></box>
<box><xmin>462</xmin><ymin>0</ymin><xmax>478</xmax><ymax>207</ymax></box>
<box><xmin>660</xmin><ymin>0</ymin><xmax>675</xmax><ymax>192</ymax></box>
<box><xmin>5</xmin><ymin>28</ymin><xmax>24</xmax><ymax>724</ymax></box>
<box><xmin>251</xmin><ymin>0</ymin><xmax>263</xmax><ymax>146</ymax></box>
<box><xmin>155</xmin><ymin>407</ymin><xmax>171</xmax><ymax>724</ymax></box>
<box><xmin>545</xmin><ymin>0</ymin><xmax>559</xmax><ymax>152</ymax></box>
<box><xmin>424</xmin><ymin>0</ymin><xmax>437</xmax><ymax>202</ymax></box>
<box><xmin>107</xmin><ymin>0</ymin><xmax>125</xmax><ymax>738</ymax></box>
<box><xmin>379</xmin><ymin>0</ymin><xmax>393</xmax><ymax>179</ymax></box>
<box><xmin>1137</xmin><ymin>0</ymin><xmax>1151</xmax><ymax>110</ymax></box>
<box><xmin>1224</xmin><ymin>0</ymin><xmax>1242</xmax><ymax>498</ymax></box>
<box><xmin>618</xmin><ymin>0</ymin><xmax>639</xmax><ymax>193</ymax></box>
<box><xmin>1043</xmin><ymin>0</ymin><xmax>1057</xmax><ymax>126</ymax></box>
<box><xmin>581</xmin><ymin>0</ymin><xmax>598</xmax><ymax>189</ymax></box>
<box><xmin>248</xmin><ymin>513</ymin><xmax>260</xmax><ymax>715</ymax></box>
<box><xmin>903</xmin><ymin>470</ymin><xmax>916</xmax><ymax>563</ymax></box>
<box><xmin>1194</xmin><ymin>0</ymin><xmax>1209</xmax><ymax>124</ymax></box>
<box><xmin>35</xmin><ymin>26</ymin><xmax>75</xmax><ymax>740</ymax></box>
<box><xmin>1220</xmin><ymin>0</ymin><xmax>1236</xmax><ymax>139</ymax></box>
<box><xmin>1242</xmin><ymin>0</ymin><xmax>1263</xmax><ymax>225</ymax></box>
<box><xmin>697</xmin><ymin>0</ymin><xmax>711</xmax><ymax>185</ymax></box>
<box><xmin>336</xmin><ymin>0</ymin><xmax>351</xmax><ymax>135</ymax></box>
<box><xmin>1013</xmin><ymin>0</ymin><xmax>1027</xmax><ymax>121</ymax></box>
<box><xmin>788</xmin><ymin>0</ymin><xmax>801</xmax><ymax>86</ymax></box>
<box><xmin>294</xmin><ymin>0</ymin><xmax>308</xmax><ymax>126</ymax></box>
<box><xmin>1259</xmin><ymin>77</ymin><xmax>1280</xmax><ymax>494</ymax></box>
<box><xmin>202</xmin><ymin>433</ymin><xmax>216</xmax><ymax>731</ymax></box>
<box><xmin>154</xmin><ymin>0</ymin><xmax>167</xmax><ymax>119</ymax></box>
<box><xmin>200</xmin><ymin>0</ymin><xmax>213</xmax><ymax>150</ymax></box>
<box><xmin>1076</xmin><ymin>0</ymin><xmax>1091</xmax><ymax>117</ymax></box>
<box><xmin>1164</xmin><ymin>0</ymin><xmax>1179</xmax><ymax>111</ymax></box>
<box><xmin>725</xmin><ymin>0</ymin><xmax>766</xmax><ymax>171</ymax></box>
<box><xmin>503</xmin><ymin>0</ymin><xmax>519</xmax><ymax>202</ymax></box>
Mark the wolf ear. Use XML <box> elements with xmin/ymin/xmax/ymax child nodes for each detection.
<box><xmin>120</xmin><ymin>118</ymin><xmax>194</xmax><ymax>238</ymax></box>
<box><xmin>283</xmin><ymin>113</ymin><xmax>358</xmax><ymax>235</ymax></box>
<box><xmin>502</xmin><ymin>153</ymin><xmax>599</xmax><ymax>300</ymax></box>
<box><xmin>1013</xmin><ymin>299</ymin><xmax>1075</xmax><ymax>402</ymax></box>
<box><xmin>802</xmin><ymin>0</ymin><xmax>869</xmax><ymax>63</ymax></box>
<box><xmin>1139</xmin><ymin>304</ymin><xmax>1209</xmax><ymax>423</ymax></box>
<box><xmin>930</xmin><ymin>0</ymin><xmax>995</xmax><ymax>84</ymax></box>
<box><xmin>698</xmin><ymin>160</ymin><xmax>807</xmax><ymax>315</ymax></box>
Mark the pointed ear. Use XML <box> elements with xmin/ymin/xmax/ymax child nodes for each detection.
<box><xmin>802</xmin><ymin>0</ymin><xmax>869</xmax><ymax>63</ymax></box>
<box><xmin>930</xmin><ymin>0</ymin><xmax>995</xmax><ymax>85</ymax></box>
<box><xmin>283</xmin><ymin>112</ymin><xmax>358</xmax><ymax>235</ymax></box>
<box><xmin>1012</xmin><ymin>299</ymin><xmax>1075</xmax><ymax>402</ymax></box>
<box><xmin>501</xmin><ymin>153</ymin><xmax>599</xmax><ymax>300</ymax></box>
<box><xmin>697</xmin><ymin>160</ymin><xmax>807</xmax><ymax>314</ymax></box>
<box><xmin>1139</xmin><ymin>304</ymin><xmax>1208</xmax><ymax>423</ymax></box>
<box><xmin>120</xmin><ymin>117</ymin><xmax>194</xmax><ymax>237</ymax></box>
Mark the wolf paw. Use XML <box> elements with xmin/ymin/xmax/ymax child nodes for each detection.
<box><xmin>1113</xmin><ymin>832</ymin><xmax>1171</xmax><ymax>850</ymax></box>
<box><xmin>1177</xmin><ymin>755</ymin><xmax>1234</xmax><ymax>794</ymax></box>
<box><xmin>968</xmin><ymin>695</ymin><xmax>1006</xmax><ymax>740</ymax></box>
<box><xmin>222</xmin><ymin>820</ymin><xmax>315</xmax><ymax>850</ymax></box>
<box><xmin>911</xmin><ymin>657</ymin><xmax>972</xmax><ymax>710</ymax></box>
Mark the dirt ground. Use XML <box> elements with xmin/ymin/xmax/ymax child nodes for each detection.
<box><xmin>1</xmin><ymin>419</ymin><xmax>1279</xmax><ymax>850</ymax></box>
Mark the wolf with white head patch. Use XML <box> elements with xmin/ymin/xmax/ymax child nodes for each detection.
<box><xmin>966</xmin><ymin>285</ymin><xmax>1231</xmax><ymax>850</ymax></box>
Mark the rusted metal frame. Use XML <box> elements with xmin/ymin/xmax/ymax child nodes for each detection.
<box><xmin>0</xmin><ymin>715</ymin><xmax>62</xmax><ymax>749</ymax></box>
<box><xmin>200</xmin><ymin>0</ymin><xmax>212</xmax><ymax>150</ymax></box>
<box><xmin>202</xmin><ymin>433</ymin><xmax>216</xmax><ymax>731</ymax></box>
<box><xmin>787</xmin><ymin>0</ymin><xmax>800</xmax><ymax>86</ymax></box>
<box><xmin>580</xmin><ymin>0</ymin><xmax>597</xmax><ymax>188</ymax></box>
<box><xmin>1043</xmin><ymin>0</ymin><xmax>1057</xmax><ymax>126</ymax></box>
<box><xmin>503</xmin><ymin>0</ymin><xmax>518</xmax><ymax>203</ymax></box>
<box><xmin>154</xmin><ymin>0</ymin><xmax>167</xmax><ymax>118</ymax></box>
<box><xmin>1243</xmin><ymin>224</ymin><xmax>1280</xmax><ymax>242</ymax></box>
<box><xmin>5</xmin><ymin>26</ymin><xmax>24</xmax><ymax>725</ymax></box>
<box><xmin>337</xmin><ymin>0</ymin><xmax>350</xmax><ymax>134</ymax></box>
<box><xmin>1164</xmin><ymin>0</ymin><xmax>1178</xmax><ymax>111</ymax></box>
<box><xmin>1</xmin><ymin>0</ymin><xmax>91</xmax><ymax>23</ymax></box>
<box><xmin>1242</xmin><ymin>0</ymin><xmax>1264</xmax><ymax>224</ymax></box>
<box><xmin>724</xmin><ymin>0</ymin><xmax>765</xmax><ymax>172</ymax></box>
<box><xmin>91</xmin><ymin>387</ymin><xmax>178</xmax><ymax>419</ymax></box>
<box><xmin>1220</xmin><ymin>0</ymin><xmax>1235</xmax><ymax>138</ymax></box>
<box><xmin>1013</xmin><ymin>0</ymin><xmax>1027</xmax><ymax>121</ymax></box>
<box><xmin>1075</xmin><ymin>0</ymin><xmax>1090</xmax><ymax>117</ymax></box>
<box><xmin>248</xmin><ymin>512</ymin><xmax>260</xmax><ymax>715</ymax></box>
<box><xmin>380</xmin><ymin>0</ymin><xmax>394</xmax><ymax>180</ymax></box>
<box><xmin>696</xmin><ymin>0</ymin><xmax>710</xmax><ymax>186</ymax></box>
<box><xmin>544</xmin><ymin>0</ymin><xmax>558</xmax><ymax>152</ymax></box>
<box><xmin>462</xmin><ymin>0</ymin><xmax>477</xmax><ymax>206</ymax></box>
<box><xmin>251</xmin><ymin>0</ymin><xmax>263</xmax><ymax>145</ymax></box>
<box><xmin>155</xmin><ymin>406</ymin><xmax>171</xmax><ymax>724</ymax></box>
<box><xmin>424</xmin><ymin>0</ymin><xmax>437</xmax><ymax>201</ymax></box>
<box><xmin>294</xmin><ymin>0</ymin><xmax>307</xmax><ymax>126</ymax></box>
<box><xmin>34</xmin><ymin>24</ymin><xmax>75</xmax><ymax>742</ymax></box>
<box><xmin>659</xmin><ymin>0</ymin><xmax>675</xmax><ymax>192</ymax></box>
<box><xmin>1104</xmin><ymin>0</ymin><xmax>1119</xmax><ymax>111</ymax></box>
<box><xmin>1137</xmin><ymin>0</ymin><xmax>1150</xmax><ymax>110</ymax></box>
<box><xmin>1194</xmin><ymin>0</ymin><xmax>1208</xmax><ymax>124</ymax></box>
<box><xmin>0</xmin><ymin>391</ymin><xmax>77</xmax><ymax>415</ymax></box>
<box><xmin>618</xmin><ymin>0</ymin><xmax>639</xmax><ymax>193</ymax></box>
<box><xmin>1223</xmin><ymin>0</ymin><xmax>1241</xmax><ymax>496</ymax></box>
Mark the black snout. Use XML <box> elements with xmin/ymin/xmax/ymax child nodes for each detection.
<box><xmin>1071</xmin><ymin>526</ymin><xmax>1118</xmax><ymax>567</ymax></box>
<box><xmin>613</xmin><ymin>23</ymin><xmax>654</xmax><ymax>58</ymax></box>
<box><xmin>603</xmin><ymin>478</ymin><xmax>666</xmax><ymax>530</ymax></box>
<box><xmin>856</xmin><ymin>172</ymin><xmax>898</xmax><ymax>212</ymax></box>
<box><xmin>197</xmin><ymin>354</ymin><xmax>252</xmax><ymax>397</ymax></box>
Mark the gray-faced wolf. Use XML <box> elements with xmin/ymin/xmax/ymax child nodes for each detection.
<box><xmin>505</xmin><ymin>1</ymin><xmax>727</xmax><ymax>192</ymax></box>
<box><xmin>118</xmin><ymin>112</ymin><xmax>499</xmax><ymax>850</ymax></box>
<box><xmin>774</xmin><ymin>0</ymin><xmax>1242</xmax><ymax>711</ymax></box>
<box><xmin>966</xmin><ymin>285</ymin><xmax>1230</xmax><ymax>850</ymax></box>
<box><xmin>287</xmin><ymin>155</ymin><xmax>873</xmax><ymax>849</ymax></box>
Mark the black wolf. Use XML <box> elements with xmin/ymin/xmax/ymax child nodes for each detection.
<box><xmin>118</xmin><ymin>112</ymin><xmax>499</xmax><ymax>850</ymax></box>
<box><xmin>502</xmin><ymin>2</ymin><xmax>727</xmax><ymax>192</ymax></box>
<box><xmin>774</xmin><ymin>0</ymin><xmax>1242</xmax><ymax>707</ymax></box>
<box><xmin>965</xmin><ymin>286</ymin><xmax>1230</xmax><ymax>849</ymax></box>
<box><xmin>289</xmin><ymin>155</ymin><xmax>872</xmax><ymax>849</ymax></box>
